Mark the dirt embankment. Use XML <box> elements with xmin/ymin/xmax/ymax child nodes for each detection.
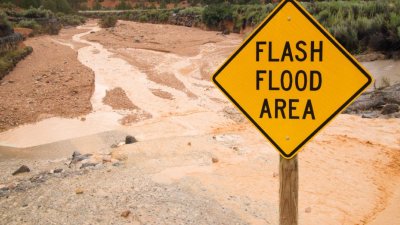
<box><xmin>345</xmin><ymin>83</ymin><xmax>400</xmax><ymax>118</ymax></box>
<box><xmin>85</xmin><ymin>20</ymin><xmax>226</xmax><ymax>57</ymax></box>
<box><xmin>0</xmin><ymin>30</ymin><xmax>95</xmax><ymax>132</ymax></box>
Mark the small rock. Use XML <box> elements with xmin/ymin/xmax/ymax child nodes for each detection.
<box><xmin>80</xmin><ymin>163</ymin><xmax>98</xmax><ymax>169</ymax></box>
<box><xmin>110</xmin><ymin>143</ymin><xmax>118</xmax><ymax>148</ymax></box>
<box><xmin>381</xmin><ymin>104</ymin><xmax>399</xmax><ymax>115</ymax></box>
<box><xmin>273</xmin><ymin>172</ymin><xmax>279</xmax><ymax>178</ymax></box>
<box><xmin>121</xmin><ymin>210</ymin><xmax>131</xmax><ymax>218</ymax></box>
<box><xmin>30</xmin><ymin>173</ymin><xmax>47</xmax><ymax>183</ymax></box>
<box><xmin>110</xmin><ymin>158</ymin><xmax>119</xmax><ymax>164</ymax></box>
<box><xmin>70</xmin><ymin>152</ymin><xmax>92</xmax><ymax>167</ymax></box>
<box><xmin>111</xmin><ymin>151</ymin><xmax>128</xmax><ymax>161</ymax></box>
<box><xmin>125</xmin><ymin>135</ymin><xmax>137</xmax><ymax>144</ymax></box>
<box><xmin>7</xmin><ymin>182</ymin><xmax>17</xmax><ymax>190</ymax></box>
<box><xmin>72</xmin><ymin>151</ymin><xmax>81</xmax><ymax>159</ymax></box>
<box><xmin>75</xmin><ymin>188</ymin><xmax>84</xmax><ymax>194</ymax></box>
<box><xmin>0</xmin><ymin>185</ymin><xmax>9</xmax><ymax>191</ymax></box>
<box><xmin>53</xmin><ymin>168</ymin><xmax>63</xmax><ymax>173</ymax></box>
<box><xmin>94</xmin><ymin>164</ymin><xmax>104</xmax><ymax>169</ymax></box>
<box><xmin>361</xmin><ymin>112</ymin><xmax>379</xmax><ymax>119</ymax></box>
<box><xmin>305</xmin><ymin>207</ymin><xmax>312</xmax><ymax>213</ymax></box>
<box><xmin>12</xmin><ymin>165</ymin><xmax>30</xmax><ymax>176</ymax></box>
<box><xmin>112</xmin><ymin>162</ymin><xmax>121</xmax><ymax>167</ymax></box>
<box><xmin>102</xmin><ymin>155</ymin><xmax>112</xmax><ymax>163</ymax></box>
<box><xmin>187</xmin><ymin>142</ymin><xmax>191</xmax><ymax>146</ymax></box>
<box><xmin>212</xmin><ymin>157</ymin><xmax>219</xmax><ymax>163</ymax></box>
<box><xmin>80</xmin><ymin>117</ymin><xmax>86</xmax><ymax>121</ymax></box>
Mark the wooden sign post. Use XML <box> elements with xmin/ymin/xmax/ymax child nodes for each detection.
<box><xmin>279</xmin><ymin>156</ymin><xmax>298</xmax><ymax>225</ymax></box>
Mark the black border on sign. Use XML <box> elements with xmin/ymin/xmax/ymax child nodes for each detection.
<box><xmin>212</xmin><ymin>0</ymin><xmax>372</xmax><ymax>159</ymax></box>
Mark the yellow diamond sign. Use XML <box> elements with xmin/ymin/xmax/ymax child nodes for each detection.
<box><xmin>212</xmin><ymin>0</ymin><xmax>372</xmax><ymax>158</ymax></box>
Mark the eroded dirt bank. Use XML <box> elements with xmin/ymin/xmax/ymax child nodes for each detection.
<box><xmin>0</xmin><ymin>20</ymin><xmax>399</xmax><ymax>225</ymax></box>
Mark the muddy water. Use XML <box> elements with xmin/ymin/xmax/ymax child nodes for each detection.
<box><xmin>362</xmin><ymin>60</ymin><xmax>400</xmax><ymax>88</ymax></box>
<box><xmin>0</xmin><ymin>22</ymin><xmax>236</xmax><ymax>147</ymax></box>
<box><xmin>0</xmin><ymin>21</ymin><xmax>399</xmax><ymax>148</ymax></box>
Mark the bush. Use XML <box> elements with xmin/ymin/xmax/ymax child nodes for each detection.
<box><xmin>115</xmin><ymin>0</ymin><xmax>132</xmax><ymax>10</ymax></box>
<box><xmin>17</xmin><ymin>19</ymin><xmax>41</xmax><ymax>30</ymax></box>
<box><xmin>41</xmin><ymin>0</ymin><xmax>72</xmax><ymax>13</ymax></box>
<box><xmin>0</xmin><ymin>11</ymin><xmax>13</xmax><ymax>37</ymax></box>
<box><xmin>139</xmin><ymin>14</ymin><xmax>148</xmax><ymax>22</ymax></box>
<box><xmin>99</xmin><ymin>15</ymin><xmax>117</xmax><ymax>28</ymax></box>
<box><xmin>202</xmin><ymin>3</ymin><xmax>233</xmax><ymax>29</ymax></box>
<box><xmin>22</xmin><ymin>6</ymin><xmax>53</xmax><ymax>18</ymax></box>
<box><xmin>56</xmin><ymin>13</ymin><xmax>86</xmax><ymax>26</ymax></box>
<box><xmin>0</xmin><ymin>46</ymin><xmax>33</xmax><ymax>79</ymax></box>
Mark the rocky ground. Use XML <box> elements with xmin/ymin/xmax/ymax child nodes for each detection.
<box><xmin>0</xmin><ymin>20</ymin><xmax>399</xmax><ymax>224</ymax></box>
<box><xmin>345</xmin><ymin>83</ymin><xmax>400</xmax><ymax>118</ymax></box>
<box><xmin>0</xmin><ymin>29</ymin><xmax>95</xmax><ymax>132</ymax></box>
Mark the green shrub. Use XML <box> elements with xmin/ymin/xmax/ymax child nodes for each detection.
<box><xmin>17</xmin><ymin>19</ymin><xmax>41</xmax><ymax>30</ymax></box>
<box><xmin>0</xmin><ymin>11</ymin><xmax>13</xmax><ymax>37</ymax></box>
<box><xmin>99</xmin><ymin>15</ymin><xmax>117</xmax><ymax>28</ymax></box>
<box><xmin>56</xmin><ymin>13</ymin><xmax>86</xmax><ymax>26</ymax></box>
<box><xmin>22</xmin><ymin>6</ymin><xmax>53</xmax><ymax>18</ymax></box>
<box><xmin>179</xmin><ymin>7</ymin><xmax>203</xmax><ymax>16</ymax></box>
<box><xmin>157</xmin><ymin>11</ymin><xmax>170</xmax><ymax>22</ymax></box>
<box><xmin>18</xmin><ymin>0</ymin><xmax>41</xmax><ymax>9</ymax></box>
<box><xmin>0</xmin><ymin>46</ymin><xmax>33</xmax><ymax>79</ymax></box>
<box><xmin>139</xmin><ymin>14</ymin><xmax>148</xmax><ymax>22</ymax></box>
<box><xmin>202</xmin><ymin>3</ymin><xmax>233</xmax><ymax>29</ymax></box>
<box><xmin>115</xmin><ymin>0</ymin><xmax>132</xmax><ymax>10</ymax></box>
<box><xmin>331</xmin><ymin>23</ymin><xmax>359</xmax><ymax>52</ymax></box>
<box><xmin>317</xmin><ymin>9</ymin><xmax>330</xmax><ymax>24</ymax></box>
<box><xmin>398</xmin><ymin>27</ymin><xmax>400</xmax><ymax>39</ymax></box>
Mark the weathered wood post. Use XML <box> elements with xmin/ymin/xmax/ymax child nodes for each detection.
<box><xmin>279</xmin><ymin>155</ymin><xmax>298</xmax><ymax>225</ymax></box>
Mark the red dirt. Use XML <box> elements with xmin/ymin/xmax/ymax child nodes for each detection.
<box><xmin>0</xmin><ymin>35</ymin><xmax>95</xmax><ymax>132</ymax></box>
<box><xmin>102</xmin><ymin>87</ymin><xmax>138</xmax><ymax>110</ymax></box>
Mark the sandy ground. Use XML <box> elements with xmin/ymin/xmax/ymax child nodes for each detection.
<box><xmin>0</xmin><ymin>20</ymin><xmax>399</xmax><ymax>224</ymax></box>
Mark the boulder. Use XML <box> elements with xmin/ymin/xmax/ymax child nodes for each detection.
<box><xmin>381</xmin><ymin>104</ymin><xmax>399</xmax><ymax>115</ymax></box>
<box><xmin>125</xmin><ymin>135</ymin><xmax>137</xmax><ymax>144</ymax></box>
<box><xmin>12</xmin><ymin>165</ymin><xmax>30</xmax><ymax>176</ymax></box>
